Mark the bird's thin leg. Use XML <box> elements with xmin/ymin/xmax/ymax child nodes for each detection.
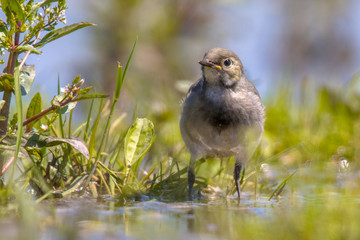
<box><xmin>234</xmin><ymin>161</ymin><xmax>242</xmax><ymax>200</ymax></box>
<box><xmin>188</xmin><ymin>156</ymin><xmax>196</xmax><ymax>200</ymax></box>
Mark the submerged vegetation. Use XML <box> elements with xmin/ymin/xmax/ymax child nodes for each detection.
<box><xmin>0</xmin><ymin>0</ymin><xmax>360</xmax><ymax>239</ymax></box>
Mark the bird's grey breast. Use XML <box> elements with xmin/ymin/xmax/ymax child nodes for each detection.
<box><xmin>198</xmin><ymin>86</ymin><xmax>263</xmax><ymax>132</ymax></box>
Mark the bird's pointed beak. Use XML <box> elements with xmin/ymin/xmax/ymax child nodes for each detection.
<box><xmin>198</xmin><ymin>59</ymin><xmax>222</xmax><ymax>70</ymax></box>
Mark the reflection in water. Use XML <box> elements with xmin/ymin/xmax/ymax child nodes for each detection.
<box><xmin>32</xmin><ymin>195</ymin><xmax>275</xmax><ymax>240</ymax></box>
<box><xmin>185</xmin><ymin>209</ymin><xmax>195</xmax><ymax>233</ymax></box>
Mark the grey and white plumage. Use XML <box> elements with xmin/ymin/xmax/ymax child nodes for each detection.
<box><xmin>180</xmin><ymin>48</ymin><xmax>265</xmax><ymax>199</ymax></box>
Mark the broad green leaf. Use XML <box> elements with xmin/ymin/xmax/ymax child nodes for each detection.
<box><xmin>7</xmin><ymin>0</ymin><xmax>25</xmax><ymax>23</ymax></box>
<box><xmin>26</xmin><ymin>92</ymin><xmax>42</xmax><ymax>130</ymax></box>
<box><xmin>15</xmin><ymin>45</ymin><xmax>42</xmax><ymax>54</ymax></box>
<box><xmin>19</xmin><ymin>65</ymin><xmax>35</xmax><ymax>96</ymax></box>
<box><xmin>124</xmin><ymin>118</ymin><xmax>155</xmax><ymax>167</ymax></box>
<box><xmin>25</xmin><ymin>133</ymin><xmax>90</xmax><ymax>159</ymax></box>
<box><xmin>0</xmin><ymin>73</ymin><xmax>14</xmax><ymax>91</ymax></box>
<box><xmin>73</xmin><ymin>94</ymin><xmax>109</xmax><ymax>102</ymax></box>
<box><xmin>34</xmin><ymin>22</ymin><xmax>95</xmax><ymax>48</ymax></box>
<box><xmin>1</xmin><ymin>1</ymin><xmax>13</xmax><ymax>29</ymax></box>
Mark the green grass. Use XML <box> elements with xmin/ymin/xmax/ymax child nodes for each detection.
<box><xmin>2</xmin><ymin>73</ymin><xmax>359</xmax><ymax>203</ymax></box>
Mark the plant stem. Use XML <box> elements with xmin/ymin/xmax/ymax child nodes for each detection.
<box><xmin>0</xmin><ymin>31</ymin><xmax>21</xmax><ymax>136</ymax></box>
<box><xmin>0</xmin><ymin>90</ymin><xmax>12</xmax><ymax>135</ymax></box>
<box><xmin>22</xmin><ymin>97</ymin><xmax>74</xmax><ymax>128</ymax></box>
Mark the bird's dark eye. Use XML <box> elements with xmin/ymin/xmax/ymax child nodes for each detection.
<box><xmin>223</xmin><ymin>59</ymin><xmax>232</xmax><ymax>67</ymax></box>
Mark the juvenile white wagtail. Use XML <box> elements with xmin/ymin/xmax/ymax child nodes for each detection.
<box><xmin>180</xmin><ymin>48</ymin><xmax>265</xmax><ymax>199</ymax></box>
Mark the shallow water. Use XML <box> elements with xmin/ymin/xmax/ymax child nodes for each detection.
<box><xmin>33</xmin><ymin>194</ymin><xmax>277</xmax><ymax>240</ymax></box>
<box><xmin>1</xmin><ymin>164</ymin><xmax>359</xmax><ymax>240</ymax></box>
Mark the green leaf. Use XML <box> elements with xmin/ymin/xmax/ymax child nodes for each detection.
<box><xmin>122</xmin><ymin>37</ymin><xmax>137</xmax><ymax>86</ymax></box>
<box><xmin>15</xmin><ymin>45</ymin><xmax>42</xmax><ymax>54</ymax></box>
<box><xmin>51</xmin><ymin>93</ymin><xmax>66</xmax><ymax>107</ymax></box>
<box><xmin>6</xmin><ymin>0</ymin><xmax>26</xmax><ymax>23</ymax></box>
<box><xmin>34</xmin><ymin>22</ymin><xmax>95</xmax><ymax>48</ymax></box>
<box><xmin>19</xmin><ymin>65</ymin><xmax>35</xmax><ymax>96</ymax></box>
<box><xmin>25</xmin><ymin>133</ymin><xmax>90</xmax><ymax>159</ymax></box>
<box><xmin>0</xmin><ymin>73</ymin><xmax>14</xmax><ymax>91</ymax></box>
<box><xmin>87</xmin><ymin>99</ymin><xmax>103</xmax><ymax>160</ymax></box>
<box><xmin>73</xmin><ymin>94</ymin><xmax>109</xmax><ymax>102</ymax></box>
<box><xmin>0</xmin><ymin>31</ymin><xmax>8</xmax><ymax>46</ymax></box>
<box><xmin>72</xmin><ymin>75</ymin><xmax>81</xmax><ymax>85</ymax></box>
<box><xmin>124</xmin><ymin>118</ymin><xmax>155</xmax><ymax>168</ymax></box>
<box><xmin>57</xmin><ymin>101</ymin><xmax>77</xmax><ymax>114</ymax></box>
<box><xmin>114</xmin><ymin>38</ymin><xmax>137</xmax><ymax>100</ymax></box>
<box><xmin>78</xmin><ymin>86</ymin><xmax>92</xmax><ymax>95</ymax></box>
<box><xmin>115</xmin><ymin>63</ymin><xmax>123</xmax><ymax>100</ymax></box>
<box><xmin>0</xmin><ymin>16</ymin><xmax>7</xmax><ymax>35</ymax></box>
<box><xmin>28</xmin><ymin>0</ymin><xmax>57</xmax><ymax>22</ymax></box>
<box><xmin>26</xmin><ymin>92</ymin><xmax>42</xmax><ymax>130</ymax></box>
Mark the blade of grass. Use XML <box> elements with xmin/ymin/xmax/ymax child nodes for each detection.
<box><xmin>96</xmin><ymin>168</ymin><xmax>111</xmax><ymax>195</ymax></box>
<box><xmin>62</xmin><ymin>174</ymin><xmax>88</xmax><ymax>197</ymax></box>
<box><xmin>72</xmin><ymin>122</ymin><xmax>87</xmax><ymax>137</ymax></box>
<box><xmin>268</xmin><ymin>171</ymin><xmax>296</xmax><ymax>201</ymax></box>
<box><xmin>119</xmin><ymin>36</ymin><xmax>137</xmax><ymax>96</ymax></box>
<box><xmin>140</xmin><ymin>167</ymin><xmax>155</xmax><ymax>185</ymax></box>
<box><xmin>68</xmin><ymin>109</ymin><xmax>73</xmax><ymax>138</ymax></box>
<box><xmin>112</xmin><ymin>130</ymin><xmax>127</xmax><ymax>168</ymax></box>
<box><xmin>9</xmin><ymin>66</ymin><xmax>23</xmax><ymax>186</ymax></box>
<box><xmin>57</xmin><ymin>75</ymin><xmax>65</xmax><ymax>138</ymax></box>
<box><xmin>83</xmin><ymin>99</ymin><xmax>94</xmax><ymax>141</ymax></box>
<box><xmin>87</xmin><ymin>99</ymin><xmax>104</xmax><ymax>169</ymax></box>
<box><xmin>98</xmin><ymin>161</ymin><xmax>123</xmax><ymax>182</ymax></box>
<box><xmin>82</xmin><ymin>38</ymin><xmax>137</xmax><ymax>194</ymax></box>
<box><xmin>83</xmin><ymin>65</ymin><xmax>123</xmax><ymax>191</ymax></box>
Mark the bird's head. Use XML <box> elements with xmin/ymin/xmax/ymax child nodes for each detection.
<box><xmin>199</xmin><ymin>48</ymin><xmax>244</xmax><ymax>88</ymax></box>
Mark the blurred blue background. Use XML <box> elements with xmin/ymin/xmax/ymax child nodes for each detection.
<box><xmin>19</xmin><ymin>0</ymin><xmax>360</xmax><ymax>106</ymax></box>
